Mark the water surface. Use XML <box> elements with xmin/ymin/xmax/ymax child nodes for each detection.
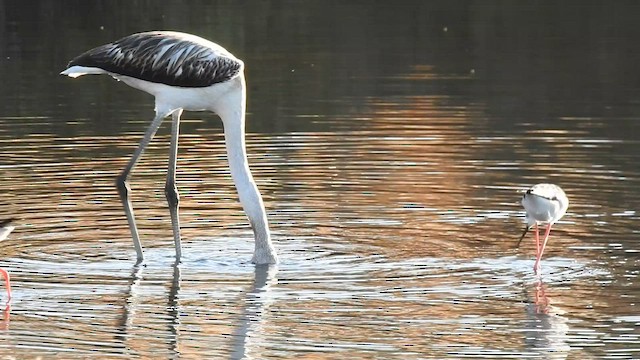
<box><xmin>0</xmin><ymin>1</ymin><xmax>639</xmax><ymax>359</ymax></box>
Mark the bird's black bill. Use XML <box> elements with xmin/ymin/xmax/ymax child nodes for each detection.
<box><xmin>516</xmin><ymin>226</ymin><xmax>529</xmax><ymax>248</ymax></box>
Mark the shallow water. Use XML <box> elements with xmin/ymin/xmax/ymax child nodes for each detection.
<box><xmin>0</xmin><ymin>1</ymin><xmax>639</xmax><ymax>359</ymax></box>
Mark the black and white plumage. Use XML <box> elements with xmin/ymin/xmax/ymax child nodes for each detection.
<box><xmin>64</xmin><ymin>31</ymin><xmax>243</xmax><ymax>88</ymax></box>
<box><xmin>517</xmin><ymin>184</ymin><xmax>569</xmax><ymax>273</ymax></box>
<box><xmin>61</xmin><ymin>31</ymin><xmax>278</xmax><ymax>265</ymax></box>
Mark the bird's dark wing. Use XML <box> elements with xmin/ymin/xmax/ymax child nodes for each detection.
<box><xmin>67</xmin><ymin>31</ymin><xmax>243</xmax><ymax>88</ymax></box>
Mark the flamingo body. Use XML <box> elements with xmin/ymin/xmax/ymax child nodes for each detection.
<box><xmin>61</xmin><ymin>31</ymin><xmax>278</xmax><ymax>264</ymax></box>
<box><xmin>62</xmin><ymin>31</ymin><xmax>242</xmax><ymax>87</ymax></box>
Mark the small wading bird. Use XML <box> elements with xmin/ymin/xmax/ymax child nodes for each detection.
<box><xmin>0</xmin><ymin>218</ymin><xmax>14</xmax><ymax>300</ymax></box>
<box><xmin>517</xmin><ymin>184</ymin><xmax>569</xmax><ymax>273</ymax></box>
<box><xmin>61</xmin><ymin>31</ymin><xmax>277</xmax><ymax>265</ymax></box>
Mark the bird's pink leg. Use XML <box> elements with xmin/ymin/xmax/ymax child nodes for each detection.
<box><xmin>534</xmin><ymin>223</ymin><xmax>540</xmax><ymax>259</ymax></box>
<box><xmin>534</xmin><ymin>223</ymin><xmax>553</xmax><ymax>273</ymax></box>
<box><xmin>0</xmin><ymin>269</ymin><xmax>11</xmax><ymax>301</ymax></box>
<box><xmin>533</xmin><ymin>223</ymin><xmax>540</xmax><ymax>273</ymax></box>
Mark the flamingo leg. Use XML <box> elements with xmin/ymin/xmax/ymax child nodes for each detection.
<box><xmin>534</xmin><ymin>223</ymin><xmax>553</xmax><ymax>273</ymax></box>
<box><xmin>0</xmin><ymin>268</ymin><xmax>11</xmax><ymax>301</ymax></box>
<box><xmin>165</xmin><ymin>110</ymin><xmax>183</xmax><ymax>261</ymax></box>
<box><xmin>116</xmin><ymin>112</ymin><xmax>167</xmax><ymax>262</ymax></box>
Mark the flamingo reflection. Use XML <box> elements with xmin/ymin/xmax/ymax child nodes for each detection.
<box><xmin>231</xmin><ymin>264</ymin><xmax>279</xmax><ymax>359</ymax></box>
<box><xmin>116</xmin><ymin>261</ymin><xmax>277</xmax><ymax>356</ymax></box>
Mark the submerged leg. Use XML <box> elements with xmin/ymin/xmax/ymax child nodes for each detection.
<box><xmin>116</xmin><ymin>112</ymin><xmax>167</xmax><ymax>262</ymax></box>
<box><xmin>534</xmin><ymin>223</ymin><xmax>553</xmax><ymax>273</ymax></box>
<box><xmin>165</xmin><ymin>110</ymin><xmax>183</xmax><ymax>261</ymax></box>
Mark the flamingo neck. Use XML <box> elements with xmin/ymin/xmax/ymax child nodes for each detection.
<box><xmin>215</xmin><ymin>75</ymin><xmax>278</xmax><ymax>265</ymax></box>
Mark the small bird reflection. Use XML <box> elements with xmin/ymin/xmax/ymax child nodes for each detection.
<box><xmin>522</xmin><ymin>279</ymin><xmax>570</xmax><ymax>360</ymax></box>
<box><xmin>0</xmin><ymin>303</ymin><xmax>9</xmax><ymax>330</ymax></box>
<box><xmin>534</xmin><ymin>280</ymin><xmax>550</xmax><ymax>314</ymax></box>
<box><xmin>0</xmin><ymin>277</ymin><xmax>10</xmax><ymax>329</ymax></box>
